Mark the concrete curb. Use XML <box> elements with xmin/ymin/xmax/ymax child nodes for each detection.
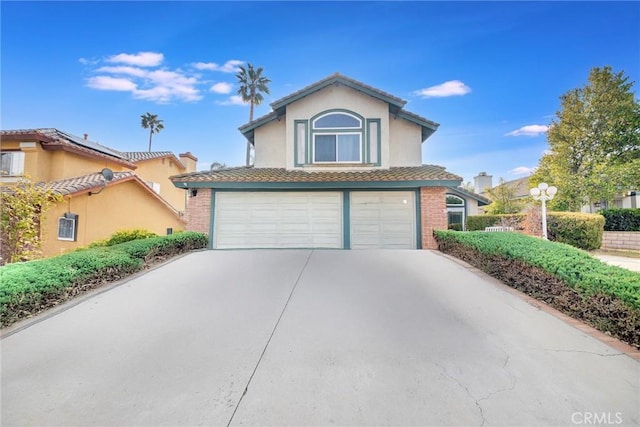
<box><xmin>433</xmin><ymin>250</ymin><xmax>640</xmax><ymax>361</ymax></box>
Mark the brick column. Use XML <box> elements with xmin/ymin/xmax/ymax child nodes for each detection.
<box><xmin>420</xmin><ymin>187</ymin><xmax>447</xmax><ymax>249</ymax></box>
<box><xmin>186</xmin><ymin>188</ymin><xmax>212</xmax><ymax>235</ymax></box>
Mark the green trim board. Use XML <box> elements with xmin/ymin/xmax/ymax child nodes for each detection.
<box><xmin>342</xmin><ymin>191</ymin><xmax>351</xmax><ymax>249</ymax></box>
<box><xmin>415</xmin><ymin>189</ymin><xmax>422</xmax><ymax>249</ymax></box>
<box><xmin>175</xmin><ymin>180</ymin><xmax>461</xmax><ymax>190</ymax></box>
<box><xmin>208</xmin><ymin>189</ymin><xmax>215</xmax><ymax>249</ymax></box>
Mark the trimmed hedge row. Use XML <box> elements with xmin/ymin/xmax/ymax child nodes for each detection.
<box><xmin>434</xmin><ymin>230</ymin><xmax>640</xmax><ymax>346</ymax></box>
<box><xmin>467</xmin><ymin>212</ymin><xmax>604</xmax><ymax>250</ymax></box>
<box><xmin>466</xmin><ymin>214</ymin><xmax>524</xmax><ymax>231</ymax></box>
<box><xmin>600</xmin><ymin>208</ymin><xmax>640</xmax><ymax>231</ymax></box>
<box><xmin>0</xmin><ymin>231</ymin><xmax>208</xmax><ymax>327</ymax></box>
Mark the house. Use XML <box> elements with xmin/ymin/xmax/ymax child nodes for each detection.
<box><xmin>0</xmin><ymin>128</ymin><xmax>196</xmax><ymax>257</ymax></box>
<box><xmin>171</xmin><ymin>73</ymin><xmax>483</xmax><ymax>249</ymax></box>
<box><xmin>581</xmin><ymin>191</ymin><xmax>639</xmax><ymax>213</ymax></box>
<box><xmin>445</xmin><ymin>186</ymin><xmax>490</xmax><ymax>229</ymax></box>
<box><xmin>474</xmin><ymin>172</ymin><xmax>531</xmax><ymax>213</ymax></box>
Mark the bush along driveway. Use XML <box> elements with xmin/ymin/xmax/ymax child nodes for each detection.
<box><xmin>0</xmin><ymin>232</ymin><xmax>208</xmax><ymax>328</ymax></box>
<box><xmin>434</xmin><ymin>231</ymin><xmax>640</xmax><ymax>348</ymax></box>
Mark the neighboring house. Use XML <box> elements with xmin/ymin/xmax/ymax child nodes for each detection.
<box><xmin>171</xmin><ymin>73</ymin><xmax>478</xmax><ymax>249</ymax></box>
<box><xmin>581</xmin><ymin>191</ymin><xmax>639</xmax><ymax>213</ymax></box>
<box><xmin>474</xmin><ymin>172</ymin><xmax>530</xmax><ymax>214</ymax></box>
<box><xmin>0</xmin><ymin>128</ymin><xmax>195</xmax><ymax>257</ymax></box>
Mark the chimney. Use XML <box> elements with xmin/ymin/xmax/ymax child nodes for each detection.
<box><xmin>474</xmin><ymin>172</ymin><xmax>493</xmax><ymax>194</ymax></box>
<box><xmin>84</xmin><ymin>133</ymin><xmax>88</xmax><ymax>140</ymax></box>
<box><xmin>179</xmin><ymin>152</ymin><xmax>198</xmax><ymax>173</ymax></box>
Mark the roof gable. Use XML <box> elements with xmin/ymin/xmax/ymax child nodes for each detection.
<box><xmin>122</xmin><ymin>151</ymin><xmax>186</xmax><ymax>169</ymax></box>
<box><xmin>238</xmin><ymin>73</ymin><xmax>439</xmax><ymax>143</ymax></box>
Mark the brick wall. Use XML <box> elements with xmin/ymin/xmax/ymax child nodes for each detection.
<box><xmin>420</xmin><ymin>187</ymin><xmax>447</xmax><ymax>249</ymax></box>
<box><xmin>602</xmin><ymin>231</ymin><xmax>640</xmax><ymax>251</ymax></box>
<box><xmin>186</xmin><ymin>188</ymin><xmax>211</xmax><ymax>235</ymax></box>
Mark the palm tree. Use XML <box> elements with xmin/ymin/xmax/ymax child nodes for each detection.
<box><xmin>140</xmin><ymin>113</ymin><xmax>164</xmax><ymax>152</ymax></box>
<box><xmin>236</xmin><ymin>64</ymin><xmax>271</xmax><ymax>165</ymax></box>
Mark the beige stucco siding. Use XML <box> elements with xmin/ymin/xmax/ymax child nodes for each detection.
<box><xmin>132</xmin><ymin>157</ymin><xmax>187</xmax><ymax>211</ymax></box>
<box><xmin>285</xmin><ymin>85</ymin><xmax>390</xmax><ymax>170</ymax></box>
<box><xmin>389</xmin><ymin>116</ymin><xmax>422</xmax><ymax>167</ymax></box>
<box><xmin>254</xmin><ymin>119</ymin><xmax>286</xmax><ymax>168</ymax></box>
<box><xmin>41</xmin><ymin>180</ymin><xmax>185</xmax><ymax>257</ymax></box>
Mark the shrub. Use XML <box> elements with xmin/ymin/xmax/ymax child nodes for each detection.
<box><xmin>448</xmin><ymin>223</ymin><xmax>463</xmax><ymax>231</ymax></box>
<box><xmin>0</xmin><ymin>231</ymin><xmax>208</xmax><ymax>327</ymax></box>
<box><xmin>600</xmin><ymin>208</ymin><xmax>640</xmax><ymax>232</ymax></box>
<box><xmin>546</xmin><ymin>212</ymin><xmax>604</xmax><ymax>250</ymax></box>
<box><xmin>466</xmin><ymin>214</ymin><xmax>524</xmax><ymax>231</ymax></box>
<box><xmin>104</xmin><ymin>229</ymin><xmax>158</xmax><ymax>246</ymax></box>
<box><xmin>433</xmin><ymin>230</ymin><xmax>640</xmax><ymax>346</ymax></box>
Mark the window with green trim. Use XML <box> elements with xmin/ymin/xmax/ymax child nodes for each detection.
<box><xmin>312</xmin><ymin>112</ymin><xmax>363</xmax><ymax>163</ymax></box>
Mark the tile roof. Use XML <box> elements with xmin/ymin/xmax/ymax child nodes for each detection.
<box><xmin>121</xmin><ymin>151</ymin><xmax>186</xmax><ymax>169</ymax></box>
<box><xmin>492</xmin><ymin>176</ymin><xmax>531</xmax><ymax>198</ymax></box>
<box><xmin>448</xmin><ymin>186</ymin><xmax>491</xmax><ymax>205</ymax></box>
<box><xmin>1</xmin><ymin>128</ymin><xmax>136</xmax><ymax>169</ymax></box>
<box><xmin>39</xmin><ymin>171</ymin><xmax>136</xmax><ymax>196</ymax></box>
<box><xmin>171</xmin><ymin>165</ymin><xmax>462</xmax><ymax>185</ymax></box>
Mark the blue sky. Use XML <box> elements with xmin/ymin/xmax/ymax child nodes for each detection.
<box><xmin>2</xmin><ymin>1</ymin><xmax>638</xmax><ymax>185</ymax></box>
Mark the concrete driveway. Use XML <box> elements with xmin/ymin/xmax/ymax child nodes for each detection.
<box><xmin>2</xmin><ymin>250</ymin><xmax>639</xmax><ymax>426</ymax></box>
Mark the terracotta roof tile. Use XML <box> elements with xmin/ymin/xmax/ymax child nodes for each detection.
<box><xmin>171</xmin><ymin>165</ymin><xmax>462</xmax><ymax>185</ymax></box>
<box><xmin>40</xmin><ymin>171</ymin><xmax>136</xmax><ymax>196</ymax></box>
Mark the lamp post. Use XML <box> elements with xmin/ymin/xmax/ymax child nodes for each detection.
<box><xmin>530</xmin><ymin>182</ymin><xmax>558</xmax><ymax>240</ymax></box>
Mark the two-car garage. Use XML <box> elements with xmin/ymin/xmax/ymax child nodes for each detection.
<box><xmin>213</xmin><ymin>191</ymin><xmax>417</xmax><ymax>249</ymax></box>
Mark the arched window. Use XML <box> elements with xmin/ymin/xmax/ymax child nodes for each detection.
<box><xmin>446</xmin><ymin>194</ymin><xmax>466</xmax><ymax>230</ymax></box>
<box><xmin>311</xmin><ymin>111</ymin><xmax>363</xmax><ymax>163</ymax></box>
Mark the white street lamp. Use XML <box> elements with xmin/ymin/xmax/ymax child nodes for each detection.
<box><xmin>530</xmin><ymin>183</ymin><xmax>558</xmax><ymax>240</ymax></box>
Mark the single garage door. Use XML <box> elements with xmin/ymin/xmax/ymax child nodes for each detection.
<box><xmin>350</xmin><ymin>191</ymin><xmax>416</xmax><ymax>249</ymax></box>
<box><xmin>214</xmin><ymin>192</ymin><xmax>342</xmax><ymax>249</ymax></box>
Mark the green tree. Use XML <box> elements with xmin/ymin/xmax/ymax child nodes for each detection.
<box><xmin>532</xmin><ymin>66</ymin><xmax>640</xmax><ymax>211</ymax></box>
<box><xmin>140</xmin><ymin>113</ymin><xmax>164</xmax><ymax>152</ymax></box>
<box><xmin>483</xmin><ymin>178</ymin><xmax>524</xmax><ymax>214</ymax></box>
<box><xmin>236</xmin><ymin>64</ymin><xmax>271</xmax><ymax>166</ymax></box>
<box><xmin>0</xmin><ymin>177</ymin><xmax>62</xmax><ymax>264</ymax></box>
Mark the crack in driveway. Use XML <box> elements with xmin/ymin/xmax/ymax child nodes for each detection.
<box><xmin>226</xmin><ymin>250</ymin><xmax>314</xmax><ymax>427</ymax></box>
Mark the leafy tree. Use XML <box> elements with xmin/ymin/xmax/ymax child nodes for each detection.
<box><xmin>0</xmin><ymin>177</ymin><xmax>62</xmax><ymax>264</ymax></box>
<box><xmin>236</xmin><ymin>64</ymin><xmax>271</xmax><ymax>166</ymax></box>
<box><xmin>140</xmin><ymin>113</ymin><xmax>164</xmax><ymax>152</ymax></box>
<box><xmin>532</xmin><ymin>66</ymin><xmax>640</xmax><ymax>211</ymax></box>
<box><xmin>210</xmin><ymin>161</ymin><xmax>227</xmax><ymax>170</ymax></box>
<box><xmin>483</xmin><ymin>178</ymin><xmax>524</xmax><ymax>214</ymax></box>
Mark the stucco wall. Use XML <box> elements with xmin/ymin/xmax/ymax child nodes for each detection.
<box><xmin>132</xmin><ymin>157</ymin><xmax>187</xmax><ymax>212</ymax></box>
<box><xmin>254</xmin><ymin>119</ymin><xmax>286</xmax><ymax>168</ymax></box>
<box><xmin>285</xmin><ymin>84</ymin><xmax>390</xmax><ymax>170</ymax></box>
<box><xmin>41</xmin><ymin>180</ymin><xmax>185</xmax><ymax>257</ymax></box>
<box><xmin>389</xmin><ymin>115</ymin><xmax>422</xmax><ymax>167</ymax></box>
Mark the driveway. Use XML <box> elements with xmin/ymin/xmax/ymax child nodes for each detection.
<box><xmin>2</xmin><ymin>250</ymin><xmax>638</xmax><ymax>426</ymax></box>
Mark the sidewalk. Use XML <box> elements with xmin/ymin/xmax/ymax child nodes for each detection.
<box><xmin>593</xmin><ymin>254</ymin><xmax>640</xmax><ymax>273</ymax></box>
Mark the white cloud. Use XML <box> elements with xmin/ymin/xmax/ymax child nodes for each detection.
<box><xmin>217</xmin><ymin>95</ymin><xmax>246</xmax><ymax>106</ymax></box>
<box><xmin>505</xmin><ymin>125</ymin><xmax>549</xmax><ymax>137</ymax></box>
<box><xmin>414</xmin><ymin>80</ymin><xmax>472</xmax><ymax>98</ymax></box>
<box><xmin>210</xmin><ymin>82</ymin><xmax>233</xmax><ymax>94</ymax></box>
<box><xmin>509</xmin><ymin>166</ymin><xmax>535</xmax><ymax>175</ymax></box>
<box><xmin>97</xmin><ymin>65</ymin><xmax>148</xmax><ymax>78</ymax></box>
<box><xmin>193</xmin><ymin>59</ymin><xmax>244</xmax><ymax>73</ymax></box>
<box><xmin>86</xmin><ymin>76</ymin><xmax>137</xmax><ymax>91</ymax></box>
<box><xmin>107</xmin><ymin>52</ymin><xmax>164</xmax><ymax>67</ymax></box>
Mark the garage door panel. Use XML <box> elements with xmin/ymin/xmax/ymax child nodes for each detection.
<box><xmin>214</xmin><ymin>192</ymin><xmax>342</xmax><ymax>249</ymax></box>
<box><xmin>350</xmin><ymin>191</ymin><xmax>416</xmax><ymax>249</ymax></box>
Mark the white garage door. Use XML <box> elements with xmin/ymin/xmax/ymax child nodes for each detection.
<box><xmin>214</xmin><ymin>192</ymin><xmax>342</xmax><ymax>249</ymax></box>
<box><xmin>350</xmin><ymin>191</ymin><xmax>416</xmax><ymax>249</ymax></box>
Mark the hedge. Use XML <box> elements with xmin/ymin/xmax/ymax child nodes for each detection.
<box><xmin>600</xmin><ymin>208</ymin><xmax>640</xmax><ymax>232</ymax></box>
<box><xmin>0</xmin><ymin>231</ymin><xmax>208</xmax><ymax>327</ymax></box>
<box><xmin>434</xmin><ymin>230</ymin><xmax>640</xmax><ymax>346</ymax></box>
<box><xmin>546</xmin><ymin>212</ymin><xmax>604</xmax><ymax>250</ymax></box>
<box><xmin>466</xmin><ymin>214</ymin><xmax>525</xmax><ymax>231</ymax></box>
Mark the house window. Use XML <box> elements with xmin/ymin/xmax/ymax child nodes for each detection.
<box><xmin>312</xmin><ymin>111</ymin><xmax>363</xmax><ymax>163</ymax></box>
<box><xmin>58</xmin><ymin>213</ymin><xmax>78</xmax><ymax>241</ymax></box>
<box><xmin>0</xmin><ymin>151</ymin><xmax>25</xmax><ymax>176</ymax></box>
<box><xmin>446</xmin><ymin>194</ymin><xmax>465</xmax><ymax>230</ymax></box>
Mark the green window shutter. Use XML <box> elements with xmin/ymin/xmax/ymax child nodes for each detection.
<box><xmin>294</xmin><ymin>120</ymin><xmax>308</xmax><ymax>166</ymax></box>
<box><xmin>367</xmin><ymin>119</ymin><xmax>381</xmax><ymax>166</ymax></box>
